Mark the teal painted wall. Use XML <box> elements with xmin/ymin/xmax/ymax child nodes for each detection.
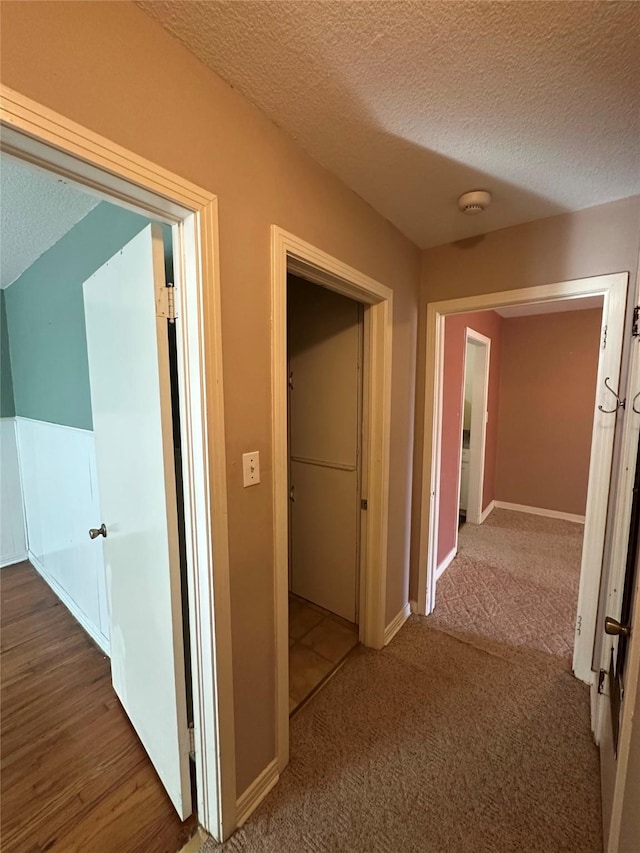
<box><xmin>0</xmin><ymin>290</ymin><xmax>16</xmax><ymax>417</ymax></box>
<box><xmin>3</xmin><ymin>202</ymin><xmax>170</xmax><ymax>430</ymax></box>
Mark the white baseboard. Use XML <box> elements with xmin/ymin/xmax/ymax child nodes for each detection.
<box><xmin>479</xmin><ymin>500</ymin><xmax>495</xmax><ymax>523</ymax></box>
<box><xmin>409</xmin><ymin>599</ymin><xmax>419</xmax><ymax>614</ymax></box>
<box><xmin>494</xmin><ymin>501</ymin><xmax>585</xmax><ymax>524</ymax></box>
<box><xmin>435</xmin><ymin>545</ymin><xmax>457</xmax><ymax>581</ymax></box>
<box><xmin>1</xmin><ymin>551</ymin><xmax>28</xmax><ymax>569</ymax></box>
<box><xmin>29</xmin><ymin>550</ymin><xmax>110</xmax><ymax>656</ymax></box>
<box><xmin>384</xmin><ymin>602</ymin><xmax>411</xmax><ymax>645</ymax></box>
<box><xmin>236</xmin><ymin>757</ymin><xmax>279</xmax><ymax>828</ymax></box>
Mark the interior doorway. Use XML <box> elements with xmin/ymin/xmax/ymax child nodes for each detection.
<box><xmin>416</xmin><ymin>274</ymin><xmax>628</xmax><ymax>687</ymax></box>
<box><xmin>286</xmin><ymin>274</ymin><xmax>363</xmax><ymax>714</ymax></box>
<box><xmin>1</xmin><ymin>89</ymin><xmax>236</xmax><ymax>843</ymax></box>
<box><xmin>271</xmin><ymin>226</ymin><xmax>393</xmax><ymax>778</ymax></box>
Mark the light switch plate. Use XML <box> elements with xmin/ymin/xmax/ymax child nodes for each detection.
<box><xmin>242</xmin><ymin>451</ymin><xmax>260</xmax><ymax>487</ymax></box>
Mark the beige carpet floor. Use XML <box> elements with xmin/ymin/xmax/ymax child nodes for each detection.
<box><xmin>429</xmin><ymin>509</ymin><xmax>584</xmax><ymax>658</ymax></box>
<box><xmin>203</xmin><ymin>617</ymin><xmax>601</xmax><ymax>853</ymax></box>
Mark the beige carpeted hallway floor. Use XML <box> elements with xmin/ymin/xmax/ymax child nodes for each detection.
<box><xmin>203</xmin><ymin>616</ymin><xmax>601</xmax><ymax>852</ymax></box>
<box><xmin>429</xmin><ymin>509</ymin><xmax>584</xmax><ymax>658</ymax></box>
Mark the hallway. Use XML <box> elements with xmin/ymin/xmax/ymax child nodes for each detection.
<box><xmin>430</xmin><ymin>508</ymin><xmax>583</xmax><ymax>658</ymax></box>
<box><xmin>202</xmin><ymin>615</ymin><xmax>600</xmax><ymax>853</ymax></box>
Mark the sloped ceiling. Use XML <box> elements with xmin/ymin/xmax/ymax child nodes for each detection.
<box><xmin>137</xmin><ymin>0</ymin><xmax>640</xmax><ymax>249</ymax></box>
<box><xmin>1</xmin><ymin>155</ymin><xmax>99</xmax><ymax>289</ymax></box>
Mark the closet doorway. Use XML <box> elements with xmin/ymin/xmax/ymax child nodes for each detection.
<box><xmin>287</xmin><ymin>275</ymin><xmax>363</xmax><ymax>714</ymax></box>
<box><xmin>271</xmin><ymin>226</ymin><xmax>393</xmax><ymax>774</ymax></box>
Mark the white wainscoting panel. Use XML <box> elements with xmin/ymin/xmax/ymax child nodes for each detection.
<box><xmin>16</xmin><ymin>417</ymin><xmax>110</xmax><ymax>651</ymax></box>
<box><xmin>0</xmin><ymin>418</ymin><xmax>27</xmax><ymax>567</ymax></box>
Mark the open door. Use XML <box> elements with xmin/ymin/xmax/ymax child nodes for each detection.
<box><xmin>83</xmin><ymin>224</ymin><xmax>192</xmax><ymax>819</ymax></box>
<box><xmin>599</xmin><ymin>432</ymin><xmax>640</xmax><ymax>846</ymax></box>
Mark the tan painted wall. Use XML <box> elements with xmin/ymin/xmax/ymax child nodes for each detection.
<box><xmin>495</xmin><ymin>309</ymin><xmax>603</xmax><ymax>516</ymax></box>
<box><xmin>0</xmin><ymin>1</ymin><xmax>421</xmax><ymax>795</ymax></box>
<box><xmin>411</xmin><ymin>197</ymin><xmax>640</xmax><ymax>601</ymax></box>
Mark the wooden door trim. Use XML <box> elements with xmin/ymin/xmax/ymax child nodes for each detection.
<box><xmin>0</xmin><ymin>84</ymin><xmax>237</xmax><ymax>841</ymax></box>
<box><xmin>415</xmin><ymin>272</ymin><xmax>629</xmax><ymax>686</ymax></box>
<box><xmin>271</xmin><ymin>226</ymin><xmax>393</xmax><ymax>773</ymax></box>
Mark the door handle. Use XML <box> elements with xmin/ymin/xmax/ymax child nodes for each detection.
<box><xmin>89</xmin><ymin>523</ymin><xmax>107</xmax><ymax>540</ymax></box>
<box><xmin>604</xmin><ymin>616</ymin><xmax>631</xmax><ymax>638</ymax></box>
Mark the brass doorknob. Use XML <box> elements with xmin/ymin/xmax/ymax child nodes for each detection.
<box><xmin>604</xmin><ymin>616</ymin><xmax>631</xmax><ymax>638</ymax></box>
<box><xmin>89</xmin><ymin>524</ymin><xmax>107</xmax><ymax>540</ymax></box>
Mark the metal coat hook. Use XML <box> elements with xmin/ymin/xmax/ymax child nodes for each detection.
<box><xmin>598</xmin><ymin>377</ymin><xmax>626</xmax><ymax>414</ymax></box>
<box><xmin>633</xmin><ymin>392</ymin><xmax>640</xmax><ymax>415</ymax></box>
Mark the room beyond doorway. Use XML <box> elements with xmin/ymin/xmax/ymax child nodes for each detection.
<box><xmin>0</xmin><ymin>561</ymin><xmax>196</xmax><ymax>853</ymax></box>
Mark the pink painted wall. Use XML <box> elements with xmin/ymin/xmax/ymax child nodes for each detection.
<box><xmin>495</xmin><ymin>308</ymin><xmax>602</xmax><ymax>515</ymax></box>
<box><xmin>438</xmin><ymin>310</ymin><xmax>503</xmax><ymax>565</ymax></box>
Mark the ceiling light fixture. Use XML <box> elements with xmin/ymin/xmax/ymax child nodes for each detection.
<box><xmin>458</xmin><ymin>190</ymin><xmax>492</xmax><ymax>215</ymax></box>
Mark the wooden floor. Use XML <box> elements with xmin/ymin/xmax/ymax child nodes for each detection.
<box><xmin>1</xmin><ymin>561</ymin><xmax>196</xmax><ymax>853</ymax></box>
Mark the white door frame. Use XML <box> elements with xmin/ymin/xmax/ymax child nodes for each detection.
<box><xmin>271</xmin><ymin>226</ymin><xmax>393</xmax><ymax>772</ymax></box>
<box><xmin>462</xmin><ymin>329</ymin><xmax>491</xmax><ymax>527</ymax></box>
<box><xmin>0</xmin><ymin>86</ymin><xmax>237</xmax><ymax>841</ymax></box>
<box><xmin>416</xmin><ymin>273</ymin><xmax>628</xmax><ymax>685</ymax></box>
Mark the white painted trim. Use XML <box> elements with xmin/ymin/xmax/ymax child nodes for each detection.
<box><xmin>494</xmin><ymin>501</ymin><xmax>586</xmax><ymax>524</ymax></box>
<box><xmin>272</xmin><ymin>226</ymin><xmax>393</xmax><ymax>774</ymax></box>
<box><xmin>0</xmin><ymin>552</ymin><xmax>28</xmax><ymax>569</ymax></box>
<box><xmin>479</xmin><ymin>500</ymin><xmax>495</xmax><ymax>524</ymax></box>
<box><xmin>14</xmin><ymin>415</ymin><xmax>94</xmax><ymax>435</ymax></box>
<box><xmin>0</xmin><ymin>86</ymin><xmax>236</xmax><ymax>841</ymax></box>
<box><xmin>465</xmin><ymin>329</ymin><xmax>491</xmax><ymax>526</ymax></box>
<box><xmin>416</xmin><ymin>273</ymin><xmax>628</xmax><ymax>688</ymax></box>
<box><xmin>435</xmin><ymin>545</ymin><xmax>457</xmax><ymax>581</ymax></box>
<box><xmin>28</xmin><ymin>550</ymin><xmax>110</xmax><ymax>654</ymax></box>
<box><xmin>410</xmin><ymin>600</ymin><xmax>419</xmax><ymax>614</ymax></box>
<box><xmin>235</xmin><ymin>758</ymin><xmax>279</xmax><ymax>828</ymax></box>
<box><xmin>384</xmin><ymin>603</ymin><xmax>412</xmax><ymax>645</ymax></box>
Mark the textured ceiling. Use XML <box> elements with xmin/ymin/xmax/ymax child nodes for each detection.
<box><xmin>0</xmin><ymin>155</ymin><xmax>99</xmax><ymax>289</ymax></box>
<box><xmin>138</xmin><ymin>0</ymin><xmax>640</xmax><ymax>249</ymax></box>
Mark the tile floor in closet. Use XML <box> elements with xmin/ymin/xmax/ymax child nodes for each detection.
<box><xmin>288</xmin><ymin>594</ymin><xmax>358</xmax><ymax>713</ymax></box>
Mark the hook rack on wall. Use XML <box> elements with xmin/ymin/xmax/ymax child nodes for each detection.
<box><xmin>598</xmin><ymin>377</ymin><xmax>626</xmax><ymax>414</ymax></box>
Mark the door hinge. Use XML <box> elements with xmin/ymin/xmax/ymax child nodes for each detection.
<box><xmin>598</xmin><ymin>669</ymin><xmax>607</xmax><ymax>695</ymax></box>
<box><xmin>361</xmin><ymin>498</ymin><xmax>368</xmax><ymax>510</ymax></box>
<box><xmin>633</xmin><ymin>307</ymin><xmax>640</xmax><ymax>339</ymax></box>
<box><xmin>602</xmin><ymin>324</ymin><xmax>608</xmax><ymax>350</ymax></box>
<box><xmin>188</xmin><ymin>723</ymin><xmax>195</xmax><ymax>758</ymax></box>
<box><xmin>156</xmin><ymin>282</ymin><xmax>177</xmax><ymax>323</ymax></box>
<box><xmin>576</xmin><ymin>614</ymin><xmax>582</xmax><ymax>636</ymax></box>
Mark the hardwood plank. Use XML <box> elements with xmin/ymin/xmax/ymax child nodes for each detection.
<box><xmin>0</xmin><ymin>562</ymin><xmax>196</xmax><ymax>853</ymax></box>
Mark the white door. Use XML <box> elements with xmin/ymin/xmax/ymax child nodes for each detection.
<box><xmin>83</xmin><ymin>224</ymin><xmax>192</xmax><ymax>819</ymax></box>
<box><xmin>288</xmin><ymin>276</ymin><xmax>362</xmax><ymax>623</ymax></box>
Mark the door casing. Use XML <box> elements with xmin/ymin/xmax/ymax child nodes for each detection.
<box><xmin>460</xmin><ymin>328</ymin><xmax>491</xmax><ymax>528</ymax></box>
<box><xmin>415</xmin><ymin>273</ymin><xmax>628</xmax><ymax>686</ymax></box>
<box><xmin>0</xmin><ymin>85</ymin><xmax>237</xmax><ymax>841</ymax></box>
<box><xmin>271</xmin><ymin>226</ymin><xmax>393</xmax><ymax>774</ymax></box>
